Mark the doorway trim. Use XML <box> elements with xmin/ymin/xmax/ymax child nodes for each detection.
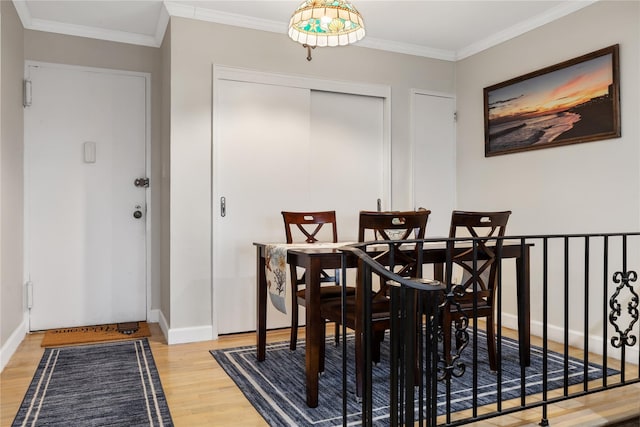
<box><xmin>22</xmin><ymin>61</ymin><xmax>152</xmax><ymax>330</ymax></box>
<box><xmin>211</xmin><ymin>64</ymin><xmax>392</xmax><ymax>337</ymax></box>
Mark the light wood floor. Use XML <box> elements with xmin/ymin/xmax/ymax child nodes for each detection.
<box><xmin>1</xmin><ymin>323</ymin><xmax>639</xmax><ymax>426</ymax></box>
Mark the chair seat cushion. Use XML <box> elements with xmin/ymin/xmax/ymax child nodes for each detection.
<box><xmin>296</xmin><ymin>285</ymin><xmax>356</xmax><ymax>302</ymax></box>
<box><xmin>321</xmin><ymin>295</ymin><xmax>391</xmax><ymax>329</ymax></box>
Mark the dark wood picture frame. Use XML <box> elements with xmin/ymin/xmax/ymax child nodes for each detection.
<box><xmin>484</xmin><ymin>44</ymin><xmax>620</xmax><ymax>157</ymax></box>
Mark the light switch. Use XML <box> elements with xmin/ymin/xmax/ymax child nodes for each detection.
<box><xmin>84</xmin><ymin>141</ymin><xmax>96</xmax><ymax>163</ymax></box>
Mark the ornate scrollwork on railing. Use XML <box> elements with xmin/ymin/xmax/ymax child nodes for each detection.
<box><xmin>609</xmin><ymin>271</ymin><xmax>639</xmax><ymax>348</ymax></box>
<box><xmin>437</xmin><ymin>284</ymin><xmax>469</xmax><ymax>381</ymax></box>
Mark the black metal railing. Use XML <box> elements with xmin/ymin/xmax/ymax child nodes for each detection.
<box><xmin>338</xmin><ymin>232</ymin><xmax>640</xmax><ymax>426</ymax></box>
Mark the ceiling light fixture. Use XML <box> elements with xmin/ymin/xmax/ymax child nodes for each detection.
<box><xmin>288</xmin><ymin>0</ymin><xmax>365</xmax><ymax>61</ymax></box>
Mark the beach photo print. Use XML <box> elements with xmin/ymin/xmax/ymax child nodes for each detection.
<box><xmin>484</xmin><ymin>44</ymin><xmax>620</xmax><ymax>157</ymax></box>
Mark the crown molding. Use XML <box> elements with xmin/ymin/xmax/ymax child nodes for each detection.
<box><xmin>30</xmin><ymin>18</ymin><xmax>160</xmax><ymax>47</ymax></box>
<box><xmin>154</xmin><ymin>3</ymin><xmax>171</xmax><ymax>47</ymax></box>
<box><xmin>455</xmin><ymin>0</ymin><xmax>597</xmax><ymax>60</ymax></box>
<box><xmin>12</xmin><ymin>0</ymin><xmax>161</xmax><ymax>47</ymax></box>
<box><xmin>12</xmin><ymin>1</ymin><xmax>32</xmax><ymax>28</ymax></box>
<box><xmin>164</xmin><ymin>1</ymin><xmax>285</xmax><ymax>34</ymax></box>
<box><xmin>358</xmin><ymin>37</ymin><xmax>456</xmax><ymax>61</ymax></box>
<box><xmin>165</xmin><ymin>2</ymin><xmax>457</xmax><ymax>60</ymax></box>
<box><xmin>12</xmin><ymin>0</ymin><xmax>599</xmax><ymax>60</ymax></box>
<box><xmin>156</xmin><ymin>0</ymin><xmax>599</xmax><ymax>61</ymax></box>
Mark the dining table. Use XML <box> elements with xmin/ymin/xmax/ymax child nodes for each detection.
<box><xmin>254</xmin><ymin>241</ymin><xmax>532</xmax><ymax>408</ymax></box>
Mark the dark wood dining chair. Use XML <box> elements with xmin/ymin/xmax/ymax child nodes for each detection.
<box><xmin>321</xmin><ymin>209</ymin><xmax>430</xmax><ymax>397</ymax></box>
<box><xmin>441</xmin><ymin>210</ymin><xmax>511</xmax><ymax>372</ymax></box>
<box><xmin>281</xmin><ymin>211</ymin><xmax>355</xmax><ymax>350</ymax></box>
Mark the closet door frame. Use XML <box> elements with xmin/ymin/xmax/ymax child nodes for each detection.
<box><xmin>211</xmin><ymin>65</ymin><xmax>391</xmax><ymax>337</ymax></box>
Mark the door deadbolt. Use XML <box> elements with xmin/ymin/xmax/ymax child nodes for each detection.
<box><xmin>133</xmin><ymin>205</ymin><xmax>143</xmax><ymax>219</ymax></box>
<box><xmin>134</xmin><ymin>178</ymin><xmax>149</xmax><ymax>188</ymax></box>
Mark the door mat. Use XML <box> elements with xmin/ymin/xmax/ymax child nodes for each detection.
<box><xmin>40</xmin><ymin>321</ymin><xmax>151</xmax><ymax>347</ymax></box>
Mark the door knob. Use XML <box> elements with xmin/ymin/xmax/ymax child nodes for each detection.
<box><xmin>133</xmin><ymin>205</ymin><xmax>143</xmax><ymax>219</ymax></box>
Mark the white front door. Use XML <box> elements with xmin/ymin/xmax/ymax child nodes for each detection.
<box><xmin>24</xmin><ymin>63</ymin><xmax>148</xmax><ymax>331</ymax></box>
<box><xmin>213</xmin><ymin>72</ymin><xmax>388</xmax><ymax>334</ymax></box>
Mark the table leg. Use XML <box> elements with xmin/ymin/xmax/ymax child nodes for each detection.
<box><xmin>257</xmin><ymin>246</ymin><xmax>267</xmax><ymax>362</ymax></box>
<box><xmin>305</xmin><ymin>257</ymin><xmax>322</xmax><ymax>408</ymax></box>
<box><xmin>516</xmin><ymin>245</ymin><xmax>531</xmax><ymax>367</ymax></box>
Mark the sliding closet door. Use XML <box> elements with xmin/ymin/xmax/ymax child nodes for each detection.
<box><xmin>214</xmin><ymin>80</ymin><xmax>311</xmax><ymax>334</ymax></box>
<box><xmin>213</xmin><ymin>77</ymin><xmax>386</xmax><ymax>334</ymax></box>
<box><xmin>308</xmin><ymin>91</ymin><xmax>384</xmax><ymax>241</ymax></box>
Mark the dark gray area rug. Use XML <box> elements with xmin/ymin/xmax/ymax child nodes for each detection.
<box><xmin>211</xmin><ymin>331</ymin><xmax>613</xmax><ymax>427</ymax></box>
<box><xmin>13</xmin><ymin>338</ymin><xmax>173</xmax><ymax>426</ymax></box>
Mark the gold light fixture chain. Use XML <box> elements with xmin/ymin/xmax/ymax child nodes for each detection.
<box><xmin>303</xmin><ymin>44</ymin><xmax>316</xmax><ymax>61</ymax></box>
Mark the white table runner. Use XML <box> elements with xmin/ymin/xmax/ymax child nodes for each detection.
<box><xmin>265</xmin><ymin>242</ymin><xmax>352</xmax><ymax>313</ymax></box>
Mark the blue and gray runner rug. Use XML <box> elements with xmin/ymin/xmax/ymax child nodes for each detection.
<box><xmin>12</xmin><ymin>338</ymin><xmax>173</xmax><ymax>426</ymax></box>
<box><xmin>211</xmin><ymin>331</ymin><xmax>612</xmax><ymax>426</ymax></box>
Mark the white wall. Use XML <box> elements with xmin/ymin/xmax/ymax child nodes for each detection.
<box><xmin>167</xmin><ymin>17</ymin><xmax>455</xmax><ymax>340</ymax></box>
<box><xmin>4</xmin><ymin>1</ymin><xmax>637</xmax><ymax>350</ymax></box>
<box><xmin>159</xmin><ymin>23</ymin><xmax>171</xmax><ymax>331</ymax></box>
<box><xmin>0</xmin><ymin>0</ymin><xmax>26</xmax><ymax>370</ymax></box>
<box><xmin>456</xmin><ymin>1</ymin><xmax>639</xmax><ymax>236</ymax></box>
<box><xmin>168</xmin><ymin>3</ymin><xmax>640</xmax><ymax>340</ymax></box>
<box><xmin>455</xmin><ymin>0</ymin><xmax>640</xmax><ymax>350</ymax></box>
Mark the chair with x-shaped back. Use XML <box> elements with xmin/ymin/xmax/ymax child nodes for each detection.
<box><xmin>442</xmin><ymin>210</ymin><xmax>511</xmax><ymax>372</ymax></box>
<box><xmin>321</xmin><ymin>209</ymin><xmax>431</xmax><ymax>397</ymax></box>
<box><xmin>282</xmin><ymin>210</ymin><xmax>355</xmax><ymax>350</ymax></box>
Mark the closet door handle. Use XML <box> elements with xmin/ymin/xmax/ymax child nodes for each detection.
<box><xmin>220</xmin><ymin>197</ymin><xmax>226</xmax><ymax>217</ymax></box>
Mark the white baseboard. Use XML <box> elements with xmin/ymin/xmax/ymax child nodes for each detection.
<box><xmin>167</xmin><ymin>324</ymin><xmax>214</xmax><ymax>345</ymax></box>
<box><xmin>157</xmin><ymin>310</ymin><xmax>170</xmax><ymax>341</ymax></box>
<box><xmin>147</xmin><ymin>308</ymin><xmax>160</xmax><ymax>323</ymax></box>
<box><xmin>155</xmin><ymin>310</ymin><xmax>213</xmax><ymax>344</ymax></box>
<box><xmin>0</xmin><ymin>317</ymin><xmax>28</xmax><ymax>373</ymax></box>
<box><xmin>501</xmin><ymin>313</ymin><xmax>639</xmax><ymax>363</ymax></box>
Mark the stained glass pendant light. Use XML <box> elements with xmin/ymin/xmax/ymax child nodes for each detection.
<box><xmin>288</xmin><ymin>0</ymin><xmax>366</xmax><ymax>61</ymax></box>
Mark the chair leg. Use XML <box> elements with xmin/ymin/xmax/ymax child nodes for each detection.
<box><xmin>372</xmin><ymin>330</ymin><xmax>384</xmax><ymax>364</ymax></box>
<box><xmin>320</xmin><ymin>321</ymin><xmax>326</xmax><ymax>373</ymax></box>
<box><xmin>290</xmin><ymin>286</ymin><xmax>299</xmax><ymax>351</ymax></box>
<box><xmin>355</xmin><ymin>330</ymin><xmax>363</xmax><ymax>399</ymax></box>
<box><xmin>486</xmin><ymin>315</ymin><xmax>497</xmax><ymax>371</ymax></box>
<box><xmin>333</xmin><ymin>269</ymin><xmax>341</xmax><ymax>346</ymax></box>
<box><xmin>354</xmin><ymin>330</ymin><xmax>383</xmax><ymax>399</ymax></box>
<box><xmin>413</xmin><ymin>310</ymin><xmax>422</xmax><ymax>386</ymax></box>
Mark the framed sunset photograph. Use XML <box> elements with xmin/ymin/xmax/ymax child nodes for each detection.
<box><xmin>484</xmin><ymin>44</ymin><xmax>620</xmax><ymax>157</ymax></box>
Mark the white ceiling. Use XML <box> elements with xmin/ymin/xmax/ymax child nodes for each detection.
<box><xmin>13</xmin><ymin>0</ymin><xmax>596</xmax><ymax>60</ymax></box>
